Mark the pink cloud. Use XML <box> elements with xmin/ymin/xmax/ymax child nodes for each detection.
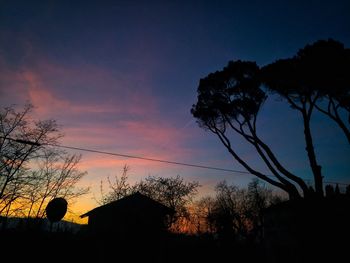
<box><xmin>0</xmin><ymin>51</ymin><xmax>158</xmax><ymax>118</ymax></box>
<box><xmin>77</xmin><ymin>156</ymin><xmax>159</xmax><ymax>172</ymax></box>
<box><xmin>22</xmin><ymin>71</ymin><xmax>71</xmax><ymax>115</ymax></box>
<box><xmin>20</xmin><ymin>68</ymin><xmax>153</xmax><ymax>117</ymax></box>
<box><xmin>62</xmin><ymin>120</ymin><xmax>197</xmax><ymax>171</ymax></box>
<box><xmin>1</xmin><ymin>52</ymin><xmax>225</xmax><ymax>211</ymax></box>
<box><xmin>0</xmin><ymin>59</ymin><xmax>30</xmax><ymax>104</ymax></box>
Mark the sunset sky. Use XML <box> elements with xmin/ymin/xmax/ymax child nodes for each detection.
<box><xmin>1</xmin><ymin>0</ymin><xmax>350</xmax><ymax>221</ymax></box>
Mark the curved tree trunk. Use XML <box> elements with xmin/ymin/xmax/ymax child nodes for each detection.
<box><xmin>302</xmin><ymin>110</ymin><xmax>324</xmax><ymax>197</ymax></box>
<box><xmin>246</xmin><ymin>121</ymin><xmax>310</xmax><ymax>197</ymax></box>
<box><xmin>214</xmin><ymin>129</ymin><xmax>301</xmax><ymax>200</ymax></box>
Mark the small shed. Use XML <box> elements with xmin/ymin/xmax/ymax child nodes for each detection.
<box><xmin>80</xmin><ymin>192</ymin><xmax>174</xmax><ymax>237</ymax></box>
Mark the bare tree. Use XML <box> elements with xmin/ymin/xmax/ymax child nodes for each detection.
<box><xmin>24</xmin><ymin>148</ymin><xmax>89</xmax><ymax>218</ymax></box>
<box><xmin>0</xmin><ymin>104</ymin><xmax>60</xmax><ymax>215</ymax></box>
<box><xmin>199</xmin><ymin>180</ymin><xmax>282</xmax><ymax>242</ymax></box>
<box><xmin>98</xmin><ymin>165</ymin><xmax>132</xmax><ymax>205</ymax></box>
<box><xmin>134</xmin><ymin>175</ymin><xmax>200</xmax><ymax>231</ymax></box>
<box><xmin>0</xmin><ymin>104</ymin><xmax>89</xmax><ymax>222</ymax></box>
<box><xmin>190</xmin><ymin>196</ymin><xmax>216</xmax><ymax>234</ymax></box>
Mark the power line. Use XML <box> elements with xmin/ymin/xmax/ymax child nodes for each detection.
<box><xmin>0</xmin><ymin>136</ymin><xmax>249</xmax><ymax>174</ymax></box>
<box><xmin>51</xmin><ymin>144</ymin><xmax>350</xmax><ymax>186</ymax></box>
<box><xmin>47</xmin><ymin>143</ymin><xmax>252</xmax><ymax>174</ymax></box>
<box><xmin>1</xmin><ymin>136</ymin><xmax>348</xmax><ymax>185</ymax></box>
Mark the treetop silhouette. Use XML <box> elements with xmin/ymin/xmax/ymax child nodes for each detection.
<box><xmin>192</xmin><ymin>39</ymin><xmax>350</xmax><ymax>199</ymax></box>
<box><xmin>262</xmin><ymin>39</ymin><xmax>350</xmax><ymax>143</ymax></box>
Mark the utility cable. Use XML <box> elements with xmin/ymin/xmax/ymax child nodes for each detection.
<box><xmin>1</xmin><ymin>136</ymin><xmax>348</xmax><ymax>186</ymax></box>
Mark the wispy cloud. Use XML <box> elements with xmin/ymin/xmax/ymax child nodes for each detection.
<box><xmin>0</xmin><ymin>53</ymin><xmax>201</xmax><ymax>174</ymax></box>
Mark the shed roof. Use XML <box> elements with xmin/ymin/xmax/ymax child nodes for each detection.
<box><xmin>80</xmin><ymin>192</ymin><xmax>174</xmax><ymax>218</ymax></box>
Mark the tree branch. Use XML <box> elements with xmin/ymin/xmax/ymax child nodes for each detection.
<box><xmin>213</xmin><ymin>128</ymin><xmax>299</xmax><ymax>199</ymax></box>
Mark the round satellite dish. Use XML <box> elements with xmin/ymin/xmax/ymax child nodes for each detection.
<box><xmin>46</xmin><ymin>198</ymin><xmax>68</xmax><ymax>222</ymax></box>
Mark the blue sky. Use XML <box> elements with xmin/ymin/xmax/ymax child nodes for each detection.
<box><xmin>1</xmin><ymin>0</ymin><xmax>349</xmax><ymax>214</ymax></box>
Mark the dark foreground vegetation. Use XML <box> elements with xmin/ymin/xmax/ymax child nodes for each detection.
<box><xmin>1</xmin><ymin>195</ymin><xmax>349</xmax><ymax>263</ymax></box>
<box><xmin>0</xmin><ymin>227</ymin><xmax>265</xmax><ymax>263</ymax></box>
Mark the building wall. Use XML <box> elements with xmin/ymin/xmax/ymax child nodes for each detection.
<box><xmin>87</xmin><ymin>207</ymin><xmax>167</xmax><ymax>238</ymax></box>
